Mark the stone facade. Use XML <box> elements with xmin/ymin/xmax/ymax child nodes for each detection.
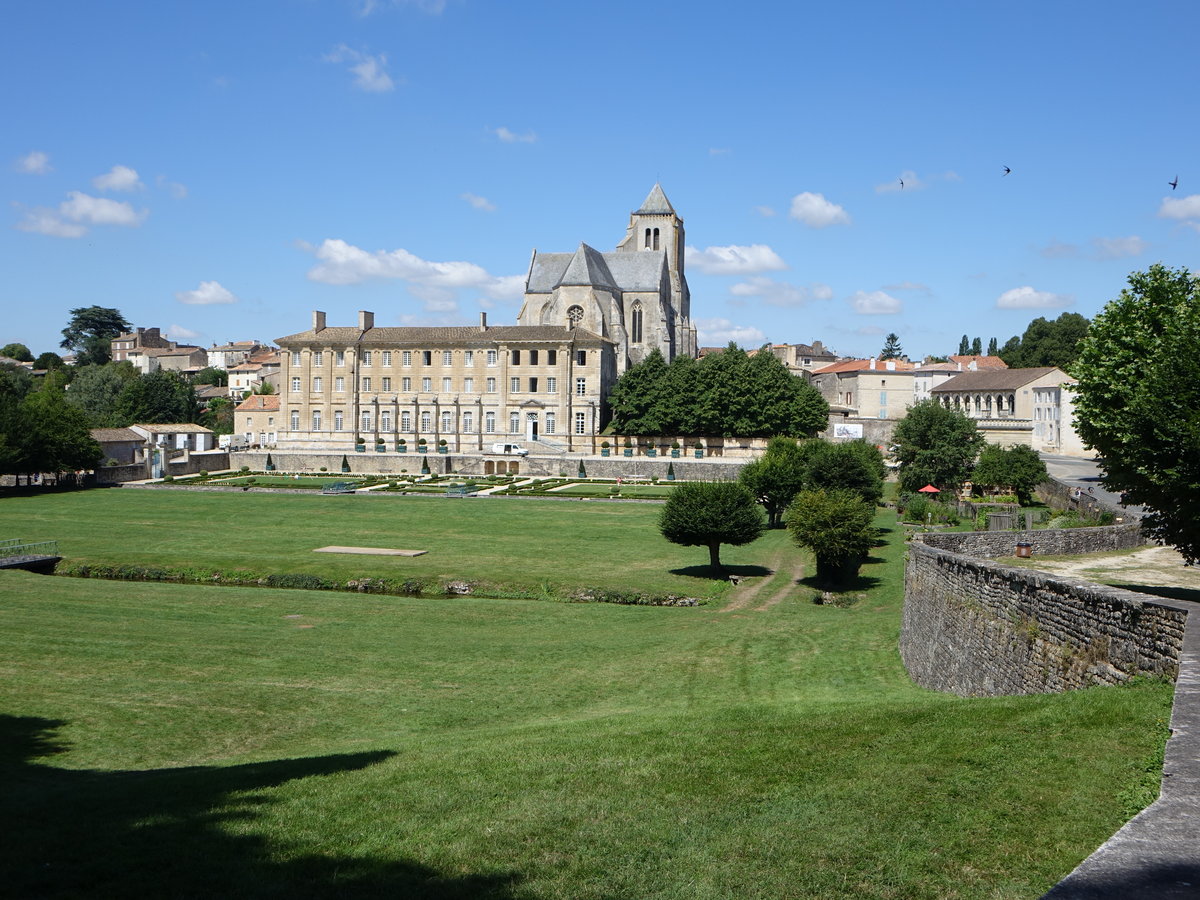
<box><xmin>901</xmin><ymin>527</ymin><xmax>1186</xmax><ymax>697</ymax></box>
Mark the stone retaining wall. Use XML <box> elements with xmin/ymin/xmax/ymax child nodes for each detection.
<box><xmin>916</xmin><ymin>522</ymin><xmax>1144</xmax><ymax>559</ymax></box>
<box><xmin>901</xmin><ymin>540</ymin><xmax>1184</xmax><ymax>696</ymax></box>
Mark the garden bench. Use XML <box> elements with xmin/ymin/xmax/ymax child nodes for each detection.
<box><xmin>321</xmin><ymin>482</ymin><xmax>356</xmax><ymax>495</ymax></box>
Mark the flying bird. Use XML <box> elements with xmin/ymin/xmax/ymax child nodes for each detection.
<box><xmin>899</xmin><ymin>178</ymin><xmax>904</xmax><ymax>190</ymax></box>
<box><xmin>1169</xmin><ymin>175</ymin><xmax>1179</xmax><ymax>190</ymax></box>
<box><xmin>1002</xmin><ymin>166</ymin><xmax>1011</xmax><ymax>176</ymax></box>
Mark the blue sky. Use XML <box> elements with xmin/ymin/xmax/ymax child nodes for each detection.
<box><xmin>4</xmin><ymin>0</ymin><xmax>1198</xmax><ymax>361</ymax></box>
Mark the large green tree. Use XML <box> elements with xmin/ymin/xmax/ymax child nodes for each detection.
<box><xmin>785</xmin><ymin>489</ymin><xmax>877</xmax><ymax>587</ymax></box>
<box><xmin>801</xmin><ymin>440</ymin><xmax>885</xmax><ymax>506</ymax></box>
<box><xmin>192</xmin><ymin>366</ymin><xmax>229</xmax><ymax>387</ymax></box>
<box><xmin>607</xmin><ymin>344</ymin><xmax>827</xmax><ymax>438</ymax></box>
<box><xmin>1</xmin><ymin>343</ymin><xmax>34</xmax><ymax>362</ymax></box>
<box><xmin>658</xmin><ymin>481</ymin><xmax>764</xmax><ymax>569</ymax></box>
<box><xmin>879</xmin><ymin>333</ymin><xmax>903</xmax><ymax>360</ymax></box>
<box><xmin>1071</xmin><ymin>263</ymin><xmax>1200</xmax><ymax>562</ymax></box>
<box><xmin>114</xmin><ymin>370</ymin><xmax>199</xmax><ymax>424</ymax></box>
<box><xmin>17</xmin><ymin>377</ymin><xmax>102</xmax><ymax>477</ymax></box>
<box><xmin>34</xmin><ymin>352</ymin><xmax>65</xmax><ymax>371</ymax></box>
<box><xmin>739</xmin><ymin>437</ymin><xmax>808</xmax><ymax>528</ymax></box>
<box><xmin>971</xmin><ymin>444</ymin><xmax>1048</xmax><ymax>506</ymax></box>
<box><xmin>892</xmin><ymin>399</ymin><xmax>984</xmax><ymax>493</ymax></box>
<box><xmin>65</xmin><ymin>362</ymin><xmax>140</xmax><ymax>426</ymax></box>
<box><xmin>997</xmin><ymin>312</ymin><xmax>1090</xmax><ymax>369</ymax></box>
<box><xmin>59</xmin><ymin>306</ymin><xmax>131</xmax><ymax>367</ymax></box>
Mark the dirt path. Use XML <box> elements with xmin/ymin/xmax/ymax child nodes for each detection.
<box><xmin>720</xmin><ymin>548</ymin><xmax>805</xmax><ymax>613</ymax></box>
<box><xmin>1026</xmin><ymin>545</ymin><xmax>1200</xmax><ymax>590</ymax></box>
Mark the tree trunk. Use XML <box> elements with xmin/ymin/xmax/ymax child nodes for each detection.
<box><xmin>708</xmin><ymin>541</ymin><xmax>722</xmax><ymax>569</ymax></box>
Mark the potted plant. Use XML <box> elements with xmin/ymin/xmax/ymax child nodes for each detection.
<box><xmin>600</xmin><ymin>440</ymin><xmax>610</xmax><ymax>458</ymax></box>
<box><xmin>417</xmin><ymin>438</ymin><xmax>428</xmax><ymax>453</ymax></box>
<box><xmin>666</xmin><ymin>461</ymin><xmax>676</xmax><ymax>481</ymax></box>
<box><xmin>578</xmin><ymin>461</ymin><xmax>587</xmax><ymax>478</ymax></box>
<box><xmin>438</xmin><ymin>438</ymin><xmax>448</xmax><ymax>454</ymax></box>
<box><xmin>420</xmin><ymin>457</ymin><xmax>430</xmax><ymax>475</ymax></box>
<box><xmin>623</xmin><ymin>436</ymin><xmax>633</xmax><ymax>458</ymax></box>
<box><xmin>375</xmin><ymin>438</ymin><xmax>386</xmax><ymax>452</ymax></box>
<box><xmin>340</xmin><ymin>454</ymin><xmax>350</xmax><ymax>473</ymax></box>
<box><xmin>646</xmin><ymin>442</ymin><xmax>657</xmax><ymax>457</ymax></box>
<box><xmin>694</xmin><ymin>441</ymin><xmax>704</xmax><ymax>458</ymax></box>
<box><xmin>670</xmin><ymin>440</ymin><xmax>680</xmax><ymax>458</ymax></box>
<box><xmin>397</xmin><ymin>438</ymin><xmax>407</xmax><ymax>453</ymax></box>
<box><xmin>355</xmin><ymin>437</ymin><xmax>366</xmax><ymax>453</ymax></box>
<box><xmin>264</xmin><ymin>453</ymin><xmax>275</xmax><ymax>472</ymax></box>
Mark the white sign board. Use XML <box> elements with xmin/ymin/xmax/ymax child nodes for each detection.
<box><xmin>833</xmin><ymin>423</ymin><xmax>864</xmax><ymax>440</ymax></box>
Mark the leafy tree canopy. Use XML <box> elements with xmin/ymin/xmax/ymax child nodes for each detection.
<box><xmin>801</xmin><ymin>439</ymin><xmax>885</xmax><ymax>506</ymax></box>
<box><xmin>739</xmin><ymin>437</ymin><xmax>809</xmax><ymax>528</ymax></box>
<box><xmin>658</xmin><ymin>481</ymin><xmax>764</xmax><ymax>569</ymax></box>
<box><xmin>971</xmin><ymin>443</ymin><xmax>1048</xmax><ymax>506</ymax></box>
<box><xmin>785</xmin><ymin>489</ymin><xmax>877</xmax><ymax>587</ymax></box>
<box><xmin>1</xmin><ymin>343</ymin><xmax>34</xmax><ymax>362</ymax></box>
<box><xmin>114</xmin><ymin>370</ymin><xmax>199</xmax><ymax>425</ymax></box>
<box><xmin>64</xmin><ymin>362</ymin><xmax>140</xmax><ymax>427</ymax></box>
<box><xmin>59</xmin><ymin>306</ymin><xmax>131</xmax><ymax>367</ymax></box>
<box><xmin>609</xmin><ymin>344</ymin><xmax>828</xmax><ymax>438</ymax></box>
<box><xmin>892</xmin><ymin>399</ymin><xmax>984</xmax><ymax>493</ymax></box>
<box><xmin>34</xmin><ymin>352</ymin><xmax>65</xmax><ymax>371</ymax></box>
<box><xmin>1072</xmin><ymin>263</ymin><xmax>1200</xmax><ymax>562</ymax></box>
<box><xmin>193</xmin><ymin>367</ymin><xmax>229</xmax><ymax>387</ymax></box>
<box><xmin>997</xmin><ymin>312</ymin><xmax>1089</xmax><ymax>368</ymax></box>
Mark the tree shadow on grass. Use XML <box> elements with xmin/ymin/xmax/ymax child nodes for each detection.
<box><xmin>0</xmin><ymin>715</ymin><xmax>523</xmax><ymax>899</ymax></box>
<box><xmin>669</xmin><ymin>564</ymin><xmax>773</xmax><ymax>581</ymax></box>
<box><xmin>797</xmin><ymin>570</ymin><xmax>883</xmax><ymax>593</ymax></box>
<box><xmin>1110</xmin><ymin>583</ymin><xmax>1200</xmax><ymax>605</ymax></box>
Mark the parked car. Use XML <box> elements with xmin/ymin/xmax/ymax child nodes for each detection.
<box><xmin>489</xmin><ymin>442</ymin><xmax>528</xmax><ymax>456</ymax></box>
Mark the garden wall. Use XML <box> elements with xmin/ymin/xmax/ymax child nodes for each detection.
<box><xmin>902</xmin><ymin>538</ymin><xmax>1184</xmax><ymax>696</ymax></box>
<box><xmin>1035</xmin><ymin>475</ymin><xmax>1135</xmax><ymax>520</ymax></box>
<box><xmin>916</xmin><ymin>522</ymin><xmax>1144</xmax><ymax>559</ymax></box>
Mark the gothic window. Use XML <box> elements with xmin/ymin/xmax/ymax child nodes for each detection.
<box><xmin>653</xmin><ymin>227</ymin><xmax>660</xmax><ymax>251</ymax></box>
<box><xmin>631</xmin><ymin>301</ymin><xmax>643</xmax><ymax>344</ymax></box>
<box><xmin>567</xmin><ymin>305</ymin><xmax>583</xmax><ymax>328</ymax></box>
<box><xmin>644</xmin><ymin>227</ymin><xmax>652</xmax><ymax>249</ymax></box>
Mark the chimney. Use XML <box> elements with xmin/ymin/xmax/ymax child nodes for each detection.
<box><xmin>358</xmin><ymin>310</ymin><xmax>374</xmax><ymax>331</ymax></box>
<box><xmin>886</xmin><ymin>359</ymin><xmax>896</xmax><ymax>371</ymax></box>
<box><xmin>313</xmin><ymin>310</ymin><xmax>326</xmax><ymax>332</ymax></box>
<box><xmin>869</xmin><ymin>357</ymin><xmax>876</xmax><ymax>370</ymax></box>
<box><xmin>479</xmin><ymin>311</ymin><xmax>488</xmax><ymax>332</ymax></box>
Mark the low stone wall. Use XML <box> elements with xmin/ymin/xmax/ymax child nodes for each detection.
<box><xmin>234</xmin><ymin>451</ymin><xmax>745</xmax><ymax>481</ymax></box>
<box><xmin>916</xmin><ymin>522</ymin><xmax>1144</xmax><ymax>559</ymax></box>
<box><xmin>1036</xmin><ymin>475</ymin><xmax>1134</xmax><ymax>520</ymax></box>
<box><xmin>901</xmin><ymin>540</ymin><xmax>1185</xmax><ymax>696</ymax></box>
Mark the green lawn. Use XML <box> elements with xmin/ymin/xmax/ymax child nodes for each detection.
<box><xmin>0</xmin><ymin>488</ymin><xmax>1173</xmax><ymax>898</ymax></box>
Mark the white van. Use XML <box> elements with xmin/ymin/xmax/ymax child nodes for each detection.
<box><xmin>489</xmin><ymin>442</ymin><xmax>528</xmax><ymax>456</ymax></box>
<box><xmin>220</xmin><ymin>434</ymin><xmax>250</xmax><ymax>451</ymax></box>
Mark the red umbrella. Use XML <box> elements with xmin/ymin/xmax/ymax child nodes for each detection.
<box><xmin>918</xmin><ymin>484</ymin><xmax>940</xmax><ymax>494</ymax></box>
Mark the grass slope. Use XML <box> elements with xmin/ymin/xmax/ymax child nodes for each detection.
<box><xmin>0</xmin><ymin>490</ymin><xmax>1173</xmax><ymax>898</ymax></box>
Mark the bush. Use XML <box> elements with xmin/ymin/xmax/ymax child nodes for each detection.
<box><xmin>161</xmin><ymin>475</ymin><xmax>174</xmax><ymax>483</ymax></box>
<box><xmin>785</xmin><ymin>489</ymin><xmax>876</xmax><ymax>587</ymax></box>
<box><xmin>240</xmin><ymin>466</ymin><xmax>250</xmax><ymax>473</ymax></box>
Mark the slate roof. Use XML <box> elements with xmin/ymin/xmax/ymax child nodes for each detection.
<box><xmin>276</xmin><ymin>325</ymin><xmax>611</xmax><ymax>346</ymax></box>
<box><xmin>932</xmin><ymin>367</ymin><xmax>1067</xmax><ymax>392</ymax></box>
<box><xmin>635</xmin><ymin>183</ymin><xmax>675</xmax><ymax>215</ymax></box>
<box><xmin>559</xmin><ymin>243</ymin><xmax>618</xmax><ymax>288</ymax></box>
<box><xmin>526</xmin><ymin>247</ymin><xmax>666</xmax><ymax>294</ymax></box>
<box><xmin>90</xmin><ymin>427</ymin><xmax>142</xmax><ymax>443</ymax></box>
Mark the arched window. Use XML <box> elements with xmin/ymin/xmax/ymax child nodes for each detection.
<box><xmin>644</xmin><ymin>227</ymin><xmax>652</xmax><ymax>249</ymax></box>
<box><xmin>420</xmin><ymin>411</ymin><xmax>431</xmax><ymax>432</ymax></box>
<box><xmin>567</xmin><ymin>305</ymin><xmax>583</xmax><ymax>328</ymax></box>
<box><xmin>652</xmin><ymin>227</ymin><xmax>660</xmax><ymax>251</ymax></box>
<box><xmin>401</xmin><ymin>410</ymin><xmax>412</xmax><ymax>432</ymax></box>
<box><xmin>631</xmin><ymin>301</ymin><xmax>643</xmax><ymax>344</ymax></box>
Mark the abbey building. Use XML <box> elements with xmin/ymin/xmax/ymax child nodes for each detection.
<box><xmin>274</xmin><ymin>185</ymin><xmax>696</xmax><ymax>452</ymax></box>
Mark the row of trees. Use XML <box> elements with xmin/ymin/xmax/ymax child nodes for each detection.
<box><xmin>0</xmin><ymin>367</ymin><xmax>101</xmax><ymax>481</ymax></box>
<box><xmin>64</xmin><ymin>363</ymin><xmax>200</xmax><ymax>428</ymax></box>
<box><xmin>951</xmin><ymin>313</ymin><xmax>1090</xmax><ymax>369</ymax></box>
<box><xmin>606</xmin><ymin>346</ymin><xmax>829</xmax><ymax>438</ymax></box>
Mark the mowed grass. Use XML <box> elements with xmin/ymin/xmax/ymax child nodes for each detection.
<box><xmin>3</xmin><ymin>488</ymin><xmax>751</xmax><ymax>599</ymax></box>
<box><xmin>0</xmin><ymin>489</ymin><xmax>1174</xmax><ymax>899</ymax></box>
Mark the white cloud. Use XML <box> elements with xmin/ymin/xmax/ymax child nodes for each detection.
<box><xmin>848</xmin><ymin>290</ymin><xmax>902</xmax><ymax>315</ymax></box>
<box><xmin>325</xmin><ymin>44</ymin><xmax>395</xmax><ymax>92</ymax></box>
<box><xmin>16</xmin><ymin>207</ymin><xmax>86</xmax><ymax>238</ymax></box>
<box><xmin>175</xmin><ymin>280</ymin><xmax>239</xmax><ymax>305</ymax></box>
<box><xmin>15</xmin><ymin>151</ymin><xmax>51</xmax><ymax>174</ymax></box>
<box><xmin>854</xmin><ymin>325</ymin><xmax>886</xmax><ymax>336</ymax></box>
<box><xmin>156</xmin><ymin>174</ymin><xmax>188</xmax><ymax>198</ymax></box>
<box><xmin>359</xmin><ymin>0</ymin><xmax>446</xmax><ymax>14</ymax></box>
<box><xmin>695</xmin><ymin>317</ymin><xmax>767</xmax><ymax>348</ymax></box>
<box><xmin>493</xmin><ymin>126</ymin><xmax>537</xmax><ymax>144</ymax></box>
<box><xmin>303</xmin><ymin>238</ymin><xmax>523</xmax><ymax>312</ymax></box>
<box><xmin>1091</xmin><ymin>235</ymin><xmax>1147</xmax><ymax>260</ymax></box>
<box><xmin>1040</xmin><ymin>240</ymin><xmax>1079</xmax><ymax>259</ymax></box>
<box><xmin>730</xmin><ymin>276</ymin><xmax>832</xmax><ymax>307</ymax></box>
<box><xmin>789</xmin><ymin>192</ymin><xmax>850</xmax><ymax>227</ymax></box>
<box><xmin>93</xmin><ymin>165</ymin><xmax>143</xmax><ymax>192</ymax></box>
<box><xmin>996</xmin><ymin>286</ymin><xmax>1074</xmax><ymax>309</ymax></box>
<box><xmin>882</xmin><ymin>280</ymin><xmax>930</xmax><ymax>293</ymax></box>
<box><xmin>686</xmin><ymin>243</ymin><xmax>787</xmax><ymax>275</ymax></box>
<box><xmin>59</xmin><ymin>191</ymin><xmax>147</xmax><ymax>226</ymax></box>
<box><xmin>167</xmin><ymin>324</ymin><xmax>201</xmax><ymax>340</ymax></box>
<box><xmin>753</xmin><ymin>205</ymin><xmax>776</xmax><ymax>217</ymax></box>
<box><xmin>1158</xmin><ymin>194</ymin><xmax>1200</xmax><ymax>220</ymax></box>
<box><xmin>460</xmin><ymin>192</ymin><xmax>496</xmax><ymax>212</ymax></box>
<box><xmin>709</xmin><ymin>147</ymin><xmax>731</xmax><ymax>156</ymax></box>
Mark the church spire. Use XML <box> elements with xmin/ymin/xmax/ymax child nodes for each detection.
<box><xmin>635</xmin><ymin>183</ymin><xmax>675</xmax><ymax>215</ymax></box>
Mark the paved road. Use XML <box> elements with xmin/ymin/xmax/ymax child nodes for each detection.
<box><xmin>1039</xmin><ymin>453</ymin><xmax>1144</xmax><ymax>517</ymax></box>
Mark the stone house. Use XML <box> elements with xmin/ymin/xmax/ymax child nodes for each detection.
<box><xmin>234</xmin><ymin>394</ymin><xmax>280</xmax><ymax>447</ymax></box>
<box><xmin>931</xmin><ymin>366</ymin><xmax>1083</xmax><ymax>453</ymax></box>
<box><xmin>810</xmin><ymin>358</ymin><xmax>917</xmax><ymax>419</ymax></box>
<box><xmin>89</xmin><ymin>427</ymin><xmax>144</xmax><ymax>465</ymax></box>
<box><xmin>129</xmin><ymin>423</ymin><xmax>217</xmax><ymax>452</ymax></box>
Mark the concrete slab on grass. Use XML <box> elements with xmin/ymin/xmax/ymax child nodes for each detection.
<box><xmin>314</xmin><ymin>546</ymin><xmax>427</xmax><ymax>557</ymax></box>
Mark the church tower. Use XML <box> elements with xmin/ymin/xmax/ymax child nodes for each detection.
<box><xmin>616</xmin><ymin>184</ymin><xmax>692</xmax><ymax>345</ymax></box>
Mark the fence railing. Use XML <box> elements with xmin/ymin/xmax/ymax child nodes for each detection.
<box><xmin>0</xmin><ymin>540</ymin><xmax>59</xmax><ymax>559</ymax></box>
